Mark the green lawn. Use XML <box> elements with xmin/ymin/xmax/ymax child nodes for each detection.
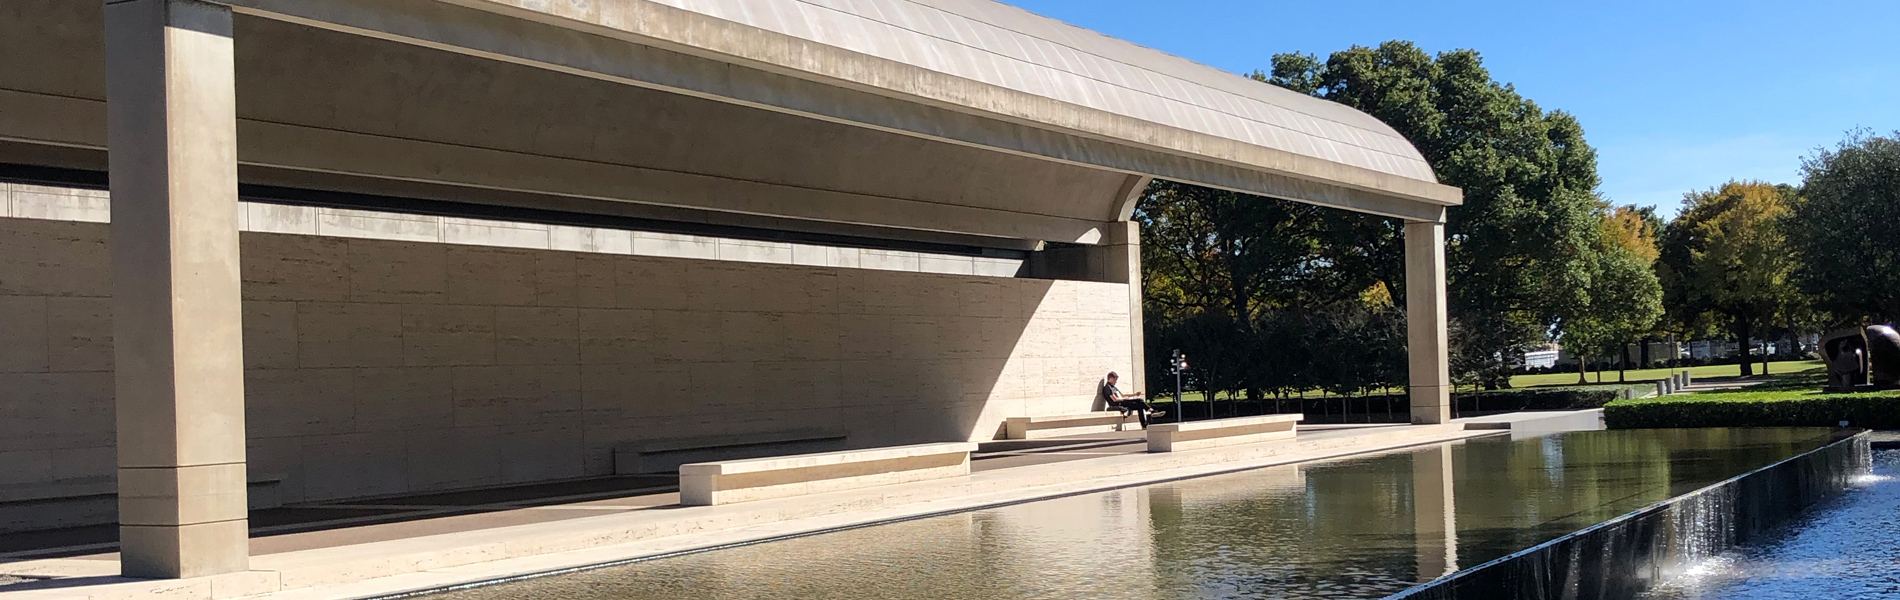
<box><xmin>1510</xmin><ymin>360</ymin><xmax>1824</xmax><ymax>388</ymax></box>
<box><xmin>1144</xmin><ymin>359</ymin><xmax>1827</xmax><ymax>405</ymax></box>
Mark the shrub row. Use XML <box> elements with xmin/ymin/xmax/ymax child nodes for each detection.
<box><xmin>1459</xmin><ymin>383</ymin><xmax>1655</xmax><ymax>413</ymax></box>
<box><xmin>1605</xmin><ymin>395</ymin><xmax>1900</xmax><ymax>430</ymax></box>
<box><xmin>1152</xmin><ymin>383</ymin><xmax>1653</xmax><ymax>425</ymax></box>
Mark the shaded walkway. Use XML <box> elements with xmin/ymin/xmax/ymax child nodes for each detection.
<box><xmin>3</xmin><ymin>430</ymin><xmax>1166</xmax><ymax>563</ymax></box>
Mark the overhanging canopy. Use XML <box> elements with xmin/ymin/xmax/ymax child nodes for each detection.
<box><xmin>0</xmin><ymin>0</ymin><xmax>1460</xmax><ymax>249</ymax></box>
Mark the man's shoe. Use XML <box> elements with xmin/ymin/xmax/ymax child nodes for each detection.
<box><xmin>1150</xmin><ymin>411</ymin><xmax>1168</xmax><ymax>419</ymax></box>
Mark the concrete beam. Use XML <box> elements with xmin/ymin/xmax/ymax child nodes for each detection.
<box><xmin>1405</xmin><ymin>221</ymin><xmax>1451</xmax><ymax>425</ymax></box>
<box><xmin>0</xmin><ymin>89</ymin><xmax>1109</xmax><ymax>244</ymax></box>
<box><xmin>105</xmin><ymin>0</ymin><xmax>249</xmax><ymax>578</ymax></box>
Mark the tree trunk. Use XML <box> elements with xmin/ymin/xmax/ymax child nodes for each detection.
<box><xmin>1578</xmin><ymin>355</ymin><xmax>1589</xmax><ymax>385</ymax></box>
<box><xmin>1619</xmin><ymin>342</ymin><xmax>1629</xmax><ymax>383</ymax></box>
<box><xmin>1738</xmin><ymin>320</ymin><xmax>1755</xmax><ymax>377</ymax></box>
<box><xmin>1762</xmin><ymin>340</ymin><xmax>1772</xmax><ymax>375</ymax></box>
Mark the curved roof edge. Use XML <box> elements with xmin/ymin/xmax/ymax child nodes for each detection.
<box><xmin>230</xmin><ymin>0</ymin><xmax>1461</xmax><ymax>213</ymax></box>
<box><xmin>658</xmin><ymin>0</ymin><xmax>1437</xmax><ymax>179</ymax></box>
<box><xmin>624</xmin><ymin>0</ymin><xmax>1455</xmax><ymax>196</ymax></box>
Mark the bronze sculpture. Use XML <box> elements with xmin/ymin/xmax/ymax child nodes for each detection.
<box><xmin>1867</xmin><ymin>325</ymin><xmax>1900</xmax><ymax>386</ymax></box>
<box><xmin>1821</xmin><ymin>325</ymin><xmax>1900</xmax><ymax>391</ymax></box>
<box><xmin>1822</xmin><ymin>328</ymin><xmax>1867</xmax><ymax>391</ymax></box>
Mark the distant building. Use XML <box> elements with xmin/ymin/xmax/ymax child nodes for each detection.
<box><xmin>1524</xmin><ymin>349</ymin><xmax>1562</xmax><ymax>369</ymax></box>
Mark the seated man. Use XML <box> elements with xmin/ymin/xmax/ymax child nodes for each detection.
<box><xmin>1101</xmin><ymin>372</ymin><xmax>1164</xmax><ymax>428</ymax></box>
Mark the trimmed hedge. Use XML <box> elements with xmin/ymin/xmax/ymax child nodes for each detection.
<box><xmin>1459</xmin><ymin>383</ymin><xmax>1655</xmax><ymax>413</ymax></box>
<box><xmin>1153</xmin><ymin>383</ymin><xmax>1653</xmax><ymax>425</ymax></box>
<box><xmin>1605</xmin><ymin>394</ymin><xmax>1900</xmax><ymax>429</ymax></box>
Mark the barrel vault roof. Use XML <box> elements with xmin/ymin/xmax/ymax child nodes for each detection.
<box><xmin>645</xmin><ymin>0</ymin><xmax>1439</xmax><ymax>184</ymax></box>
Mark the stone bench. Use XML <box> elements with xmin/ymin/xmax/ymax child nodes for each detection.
<box><xmin>1004</xmin><ymin>412</ymin><xmax>1142</xmax><ymax>440</ymax></box>
<box><xmin>1146</xmin><ymin>413</ymin><xmax>1303</xmax><ymax>453</ymax></box>
<box><xmin>614</xmin><ymin>428</ymin><xmax>848</xmax><ymax>474</ymax></box>
<box><xmin>679</xmin><ymin>442</ymin><xmax>978</xmax><ymax>506</ymax></box>
<box><xmin>0</xmin><ymin>474</ymin><xmax>284</xmax><ymax>533</ymax></box>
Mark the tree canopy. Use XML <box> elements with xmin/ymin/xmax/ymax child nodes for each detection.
<box><xmin>1656</xmin><ymin>181</ymin><xmax>1801</xmax><ymax>375</ymax></box>
<box><xmin>1136</xmin><ymin>40</ymin><xmax>1853</xmax><ymax>395</ymax></box>
<box><xmin>1136</xmin><ymin>180</ymin><xmax>1407</xmax><ymax>399</ymax></box>
<box><xmin>1787</xmin><ymin>130</ymin><xmax>1900</xmax><ymax>322</ymax></box>
<box><xmin>1263</xmin><ymin>41</ymin><xmax>1604</xmax><ymax>388</ymax></box>
<box><xmin>1557</xmin><ymin>208</ymin><xmax>1665</xmax><ymax>382</ymax></box>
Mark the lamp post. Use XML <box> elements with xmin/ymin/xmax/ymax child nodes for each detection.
<box><xmin>1171</xmin><ymin>349</ymin><xmax>1188</xmax><ymax>423</ymax></box>
<box><xmin>1669</xmin><ymin>333</ymin><xmax>1679</xmax><ymax>379</ymax></box>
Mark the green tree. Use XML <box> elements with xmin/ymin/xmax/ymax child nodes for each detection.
<box><xmin>1263</xmin><ymin>42</ymin><xmax>1604</xmax><ymax>388</ymax></box>
<box><xmin>1657</xmin><ymin>181</ymin><xmax>1801</xmax><ymax>376</ymax></box>
<box><xmin>1136</xmin><ymin>180</ymin><xmax>1407</xmax><ymax>400</ymax></box>
<box><xmin>1558</xmin><ymin>220</ymin><xmax>1665</xmax><ymax>384</ymax></box>
<box><xmin>1787</xmin><ymin>130</ymin><xmax>1900</xmax><ymax>322</ymax></box>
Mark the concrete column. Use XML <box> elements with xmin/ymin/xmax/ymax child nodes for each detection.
<box><xmin>1405</xmin><ymin>220</ymin><xmax>1451</xmax><ymax>424</ymax></box>
<box><xmin>1100</xmin><ymin>221</ymin><xmax>1146</xmax><ymax>392</ymax></box>
<box><xmin>106</xmin><ymin>0</ymin><xmax>248</xmax><ymax>579</ymax></box>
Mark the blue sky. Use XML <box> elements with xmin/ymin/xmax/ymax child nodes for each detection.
<box><xmin>1001</xmin><ymin>0</ymin><xmax>1900</xmax><ymax>217</ymax></box>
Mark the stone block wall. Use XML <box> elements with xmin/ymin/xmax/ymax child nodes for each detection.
<box><xmin>0</xmin><ymin>214</ymin><xmax>1133</xmax><ymax>505</ymax></box>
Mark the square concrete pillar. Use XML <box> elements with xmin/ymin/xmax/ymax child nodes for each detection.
<box><xmin>1101</xmin><ymin>221</ymin><xmax>1145</xmax><ymax>392</ymax></box>
<box><xmin>106</xmin><ymin>0</ymin><xmax>249</xmax><ymax>579</ymax></box>
<box><xmin>1405</xmin><ymin>220</ymin><xmax>1451</xmax><ymax>425</ymax></box>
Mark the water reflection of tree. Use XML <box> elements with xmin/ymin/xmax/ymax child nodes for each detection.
<box><xmin>1447</xmin><ymin>429</ymin><xmax>1830</xmax><ymax>566</ymax></box>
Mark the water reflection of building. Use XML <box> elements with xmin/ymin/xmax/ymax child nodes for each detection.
<box><xmin>1149</xmin><ymin>460</ymin><xmax>1442</xmax><ymax>597</ymax></box>
<box><xmin>971</xmin><ymin>489</ymin><xmax>1160</xmax><ymax>598</ymax></box>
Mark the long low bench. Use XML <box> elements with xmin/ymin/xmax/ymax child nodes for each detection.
<box><xmin>1146</xmin><ymin>413</ymin><xmax>1304</xmax><ymax>453</ymax></box>
<box><xmin>615</xmin><ymin>428</ymin><xmax>849</xmax><ymax>474</ymax></box>
<box><xmin>0</xmin><ymin>474</ymin><xmax>285</xmax><ymax>533</ymax></box>
<box><xmin>679</xmin><ymin>442</ymin><xmax>978</xmax><ymax>506</ymax></box>
<box><xmin>1004</xmin><ymin>412</ymin><xmax>1141</xmax><ymax>439</ymax></box>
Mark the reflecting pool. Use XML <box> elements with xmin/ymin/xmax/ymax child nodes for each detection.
<box><xmin>424</xmin><ymin>428</ymin><xmax>1838</xmax><ymax>600</ymax></box>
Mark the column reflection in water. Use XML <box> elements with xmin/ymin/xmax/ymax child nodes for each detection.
<box><xmin>1413</xmin><ymin>443</ymin><xmax>1458</xmax><ymax>581</ymax></box>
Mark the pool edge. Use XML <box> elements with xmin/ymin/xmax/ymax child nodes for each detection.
<box><xmin>1388</xmin><ymin>428</ymin><xmax>1874</xmax><ymax>600</ymax></box>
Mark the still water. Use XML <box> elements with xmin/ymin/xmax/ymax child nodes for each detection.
<box><xmin>425</xmin><ymin>428</ymin><xmax>1837</xmax><ymax>600</ymax></box>
<box><xmin>1641</xmin><ymin>448</ymin><xmax>1900</xmax><ymax>600</ymax></box>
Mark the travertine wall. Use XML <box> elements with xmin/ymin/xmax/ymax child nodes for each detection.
<box><xmin>0</xmin><ymin>215</ymin><xmax>1133</xmax><ymax>504</ymax></box>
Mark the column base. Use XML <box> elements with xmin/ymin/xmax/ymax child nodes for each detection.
<box><xmin>1410</xmin><ymin>385</ymin><xmax>1451</xmax><ymax>425</ymax></box>
<box><xmin>120</xmin><ymin>521</ymin><xmax>249</xmax><ymax>579</ymax></box>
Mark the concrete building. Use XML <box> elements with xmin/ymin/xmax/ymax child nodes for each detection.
<box><xmin>0</xmin><ymin>0</ymin><xmax>1460</xmax><ymax>579</ymax></box>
